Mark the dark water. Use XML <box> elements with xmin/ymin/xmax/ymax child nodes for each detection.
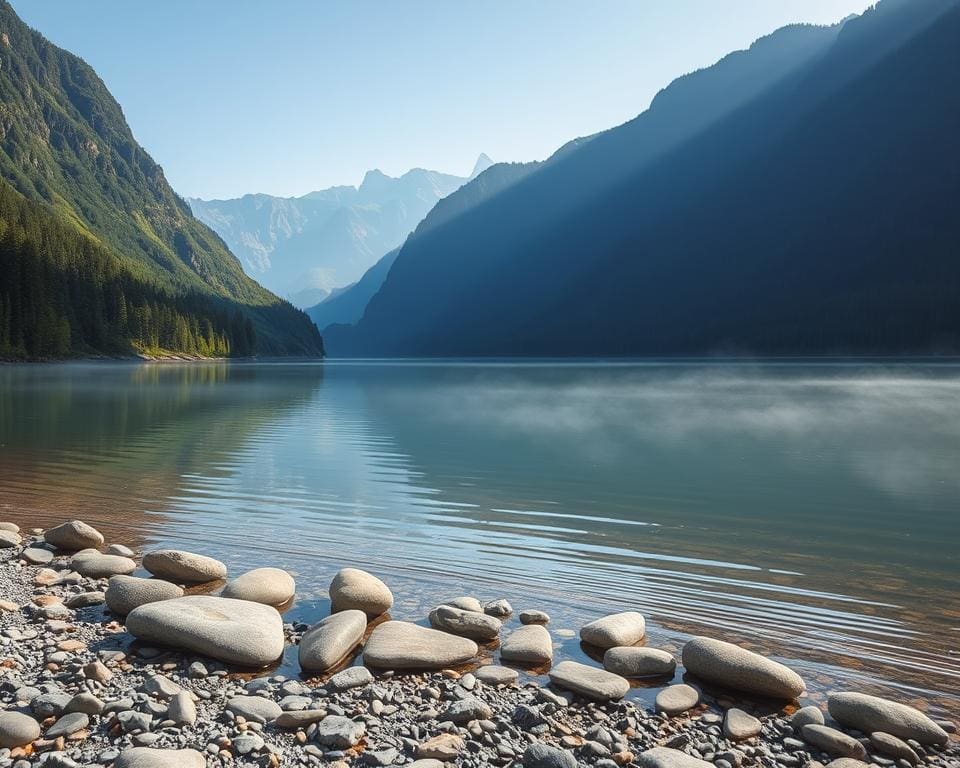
<box><xmin>1</xmin><ymin>361</ymin><xmax>958</xmax><ymax>715</ymax></box>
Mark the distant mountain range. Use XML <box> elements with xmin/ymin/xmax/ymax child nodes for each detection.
<box><xmin>189</xmin><ymin>153</ymin><xmax>493</xmax><ymax>308</ymax></box>
<box><xmin>0</xmin><ymin>0</ymin><xmax>322</xmax><ymax>359</ymax></box>
<box><xmin>325</xmin><ymin>0</ymin><xmax>960</xmax><ymax>356</ymax></box>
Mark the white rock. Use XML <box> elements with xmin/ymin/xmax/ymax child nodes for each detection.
<box><xmin>580</xmin><ymin>611</ymin><xmax>646</xmax><ymax>648</ymax></box>
<box><xmin>142</xmin><ymin>549</ymin><xmax>227</xmax><ymax>583</ymax></box>
<box><xmin>500</xmin><ymin>624</ymin><xmax>553</xmax><ymax>665</ymax></box>
<box><xmin>330</xmin><ymin>567</ymin><xmax>393</xmax><ymax>616</ymax></box>
<box><xmin>106</xmin><ymin>575</ymin><xmax>184</xmax><ymax>615</ymax></box>
<box><xmin>549</xmin><ymin>660</ymin><xmax>630</xmax><ymax>700</ymax></box>
<box><xmin>71</xmin><ymin>551</ymin><xmax>137</xmax><ymax>578</ymax></box>
<box><xmin>637</xmin><ymin>747</ymin><xmax>713</xmax><ymax>768</ymax></box>
<box><xmin>221</xmin><ymin>567</ymin><xmax>295</xmax><ymax>606</ymax></box>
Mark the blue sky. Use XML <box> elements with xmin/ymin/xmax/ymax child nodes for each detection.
<box><xmin>12</xmin><ymin>0</ymin><xmax>874</xmax><ymax>199</ymax></box>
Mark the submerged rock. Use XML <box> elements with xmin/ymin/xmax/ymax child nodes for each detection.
<box><xmin>298</xmin><ymin>609</ymin><xmax>367</xmax><ymax>671</ymax></box>
<box><xmin>681</xmin><ymin>636</ymin><xmax>804</xmax><ymax>699</ymax></box>
<box><xmin>126</xmin><ymin>595</ymin><xmax>284</xmax><ymax>667</ymax></box>
<box><xmin>549</xmin><ymin>660</ymin><xmax>630</xmax><ymax>700</ymax></box>
<box><xmin>429</xmin><ymin>603</ymin><xmax>502</xmax><ymax>641</ymax></box>
<box><xmin>828</xmin><ymin>692</ymin><xmax>948</xmax><ymax>745</ymax></box>
<box><xmin>142</xmin><ymin>549</ymin><xmax>227</xmax><ymax>583</ymax></box>
<box><xmin>221</xmin><ymin>567</ymin><xmax>295</xmax><ymax>606</ymax></box>
<box><xmin>363</xmin><ymin>620</ymin><xmax>477</xmax><ymax>669</ymax></box>
<box><xmin>580</xmin><ymin>611</ymin><xmax>646</xmax><ymax>649</ymax></box>
<box><xmin>330</xmin><ymin>567</ymin><xmax>393</xmax><ymax>616</ymax></box>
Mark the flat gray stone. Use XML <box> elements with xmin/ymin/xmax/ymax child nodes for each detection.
<box><xmin>126</xmin><ymin>595</ymin><xmax>284</xmax><ymax>667</ymax></box>
<box><xmin>106</xmin><ymin>575</ymin><xmax>184</xmax><ymax>615</ymax></box>
<box><xmin>823</xmin><ymin>761</ymin><xmax>869</xmax><ymax>768</ymax></box>
<box><xmin>114</xmin><ymin>747</ymin><xmax>206</xmax><ymax>768</ymax></box>
<box><xmin>483</xmin><ymin>598</ymin><xmax>512</xmax><ymax>617</ymax></box>
<box><xmin>580</xmin><ymin>611</ymin><xmax>646</xmax><ymax>649</ymax></box>
<box><xmin>328</xmin><ymin>666</ymin><xmax>374</xmax><ymax>691</ymax></box>
<box><xmin>299</xmin><ymin>609</ymin><xmax>367</xmax><ymax>671</ymax></box>
<box><xmin>429</xmin><ymin>604</ymin><xmax>501</xmax><ymax>641</ymax></box>
<box><xmin>46</xmin><ymin>711</ymin><xmax>89</xmax><ymax>738</ymax></box>
<box><xmin>792</xmin><ymin>705</ymin><xmax>826</xmax><ymax>729</ymax></box>
<box><xmin>226</xmin><ymin>696</ymin><xmax>283</xmax><ymax>724</ymax></box>
<box><xmin>330</xmin><ymin>567</ymin><xmax>393</xmax><ymax>616</ymax></box>
<box><xmin>474</xmin><ymin>665</ymin><xmax>519</xmax><ymax>686</ymax></box>
<box><xmin>275</xmin><ymin>710</ymin><xmax>327</xmax><ymax>728</ymax></box>
<box><xmin>65</xmin><ymin>591</ymin><xmax>106</xmax><ymax>608</ymax></box>
<box><xmin>637</xmin><ymin>747</ymin><xmax>713</xmax><ymax>768</ymax></box>
<box><xmin>142</xmin><ymin>549</ymin><xmax>227</xmax><ymax>583</ymax></box>
<box><xmin>221</xmin><ymin>567</ymin><xmax>295</xmax><ymax>606</ymax></box>
<box><xmin>22</xmin><ymin>547</ymin><xmax>54</xmax><ymax>565</ymax></box>
<box><xmin>549</xmin><ymin>660</ymin><xmax>630</xmax><ymax>700</ymax></box>
<box><xmin>523</xmin><ymin>742</ymin><xmax>577</xmax><ymax>768</ymax></box>
<box><xmin>443</xmin><ymin>696</ymin><xmax>492</xmax><ymax>724</ymax></box>
<box><xmin>0</xmin><ymin>521</ymin><xmax>19</xmax><ymax>532</ymax></box>
<box><xmin>364</xmin><ymin>620</ymin><xmax>477</xmax><ymax>670</ymax></box>
<box><xmin>869</xmin><ymin>732</ymin><xmax>919</xmax><ymax>764</ymax></box>
<box><xmin>828</xmin><ymin>692</ymin><xmax>949</xmax><ymax>745</ymax></box>
<box><xmin>44</xmin><ymin>519</ymin><xmax>104</xmax><ymax>551</ymax></box>
<box><xmin>65</xmin><ymin>692</ymin><xmax>105</xmax><ymax>715</ymax></box>
<box><xmin>655</xmin><ymin>683</ymin><xmax>699</xmax><ymax>715</ymax></box>
<box><xmin>500</xmin><ymin>625</ymin><xmax>553</xmax><ymax>665</ymax></box>
<box><xmin>724</xmin><ymin>708</ymin><xmax>762</xmax><ymax>740</ymax></box>
<box><xmin>603</xmin><ymin>646</ymin><xmax>676</xmax><ymax>678</ymax></box>
<box><xmin>681</xmin><ymin>637</ymin><xmax>805</xmax><ymax>699</ymax></box>
<box><xmin>71</xmin><ymin>551</ymin><xmax>137</xmax><ymax>578</ymax></box>
<box><xmin>167</xmin><ymin>692</ymin><xmax>197</xmax><ymax>726</ymax></box>
<box><xmin>802</xmin><ymin>724</ymin><xmax>867</xmax><ymax>759</ymax></box>
<box><xmin>316</xmin><ymin>715</ymin><xmax>366</xmax><ymax>748</ymax></box>
<box><xmin>0</xmin><ymin>711</ymin><xmax>41</xmax><ymax>748</ymax></box>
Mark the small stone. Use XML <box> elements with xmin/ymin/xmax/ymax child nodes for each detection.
<box><xmin>580</xmin><ymin>611</ymin><xmax>646</xmax><ymax>649</ymax></box>
<box><xmin>316</xmin><ymin>715</ymin><xmax>366</xmax><ymax>748</ymax></box>
<box><xmin>71</xmin><ymin>551</ymin><xmax>137</xmax><ymax>578</ymax></box>
<box><xmin>549</xmin><ymin>660</ymin><xmax>630</xmax><ymax>700</ymax></box>
<box><xmin>221</xmin><ymin>567</ymin><xmax>295</xmax><ymax>606</ymax></box>
<box><xmin>83</xmin><ymin>660</ymin><xmax>113</xmax><ymax>683</ymax></box>
<box><xmin>681</xmin><ymin>637</ymin><xmax>805</xmax><ymax>699</ymax></box>
<box><xmin>142</xmin><ymin>675</ymin><xmax>181</xmax><ymax>699</ymax></box>
<box><xmin>523</xmin><ymin>742</ymin><xmax>578</xmax><ymax>768</ymax></box>
<box><xmin>603</xmin><ymin>646</ymin><xmax>676</xmax><ymax>678</ymax></box>
<box><xmin>65</xmin><ymin>693</ymin><xmax>105</xmax><ymax>715</ymax></box>
<box><xmin>792</xmin><ymin>705</ymin><xmax>826</xmax><ymax>729</ymax></box>
<box><xmin>328</xmin><ymin>665</ymin><xmax>374</xmax><ymax>690</ymax></box>
<box><xmin>106</xmin><ymin>575</ymin><xmax>184</xmax><ymax>615</ymax></box>
<box><xmin>65</xmin><ymin>591</ymin><xmax>105</xmax><ymax>608</ymax></box>
<box><xmin>275</xmin><ymin>710</ymin><xmax>327</xmax><ymax>728</ymax></box>
<box><xmin>500</xmin><ymin>624</ymin><xmax>553</xmax><ymax>664</ymax></box>
<box><xmin>226</xmin><ymin>696</ymin><xmax>283</xmax><ymax>724</ymax></box>
<box><xmin>655</xmin><ymin>684</ymin><xmax>700</xmax><ymax>715</ymax></box>
<box><xmin>637</xmin><ymin>747</ymin><xmax>713</xmax><ymax>768</ymax></box>
<box><xmin>298</xmin><ymin>609</ymin><xmax>367</xmax><ymax>671</ymax></box>
<box><xmin>142</xmin><ymin>549</ymin><xmax>227</xmax><ymax>583</ymax></box>
<box><xmin>46</xmin><ymin>712</ymin><xmax>89</xmax><ymax>738</ymax></box>
<box><xmin>106</xmin><ymin>543</ymin><xmax>136</xmax><ymax>557</ymax></box>
<box><xmin>802</xmin><ymin>724</ymin><xmax>868</xmax><ymax>759</ymax></box>
<box><xmin>520</xmin><ymin>609</ymin><xmax>550</xmax><ymax>625</ymax></box>
<box><xmin>114</xmin><ymin>747</ymin><xmax>206</xmax><ymax>767</ymax></box>
<box><xmin>429</xmin><ymin>603</ymin><xmax>502</xmax><ymax>640</ymax></box>
<box><xmin>416</xmin><ymin>733</ymin><xmax>465</xmax><ymax>760</ymax></box>
<box><xmin>828</xmin><ymin>692</ymin><xmax>948</xmax><ymax>746</ymax></box>
<box><xmin>724</xmin><ymin>708</ymin><xmax>762</xmax><ymax>740</ymax></box>
<box><xmin>363</xmin><ymin>620</ymin><xmax>478</xmax><ymax>669</ymax></box>
<box><xmin>330</xmin><ymin>567</ymin><xmax>393</xmax><ymax>616</ymax></box>
<box><xmin>443</xmin><ymin>696</ymin><xmax>493</xmax><ymax>724</ymax></box>
<box><xmin>446</xmin><ymin>596</ymin><xmax>483</xmax><ymax>612</ymax></box>
<box><xmin>868</xmin><ymin>733</ymin><xmax>919</xmax><ymax>765</ymax></box>
<box><xmin>475</xmin><ymin>665</ymin><xmax>519</xmax><ymax>686</ymax></box>
<box><xmin>0</xmin><ymin>712</ymin><xmax>41</xmax><ymax>748</ymax></box>
<box><xmin>21</xmin><ymin>547</ymin><xmax>54</xmax><ymax>565</ymax></box>
<box><xmin>44</xmin><ymin>520</ymin><xmax>104</xmax><ymax>551</ymax></box>
<box><xmin>483</xmin><ymin>598</ymin><xmax>512</xmax><ymax>617</ymax></box>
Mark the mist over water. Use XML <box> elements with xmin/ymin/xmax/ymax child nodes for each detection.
<box><xmin>1</xmin><ymin>361</ymin><xmax>958</xmax><ymax>713</ymax></box>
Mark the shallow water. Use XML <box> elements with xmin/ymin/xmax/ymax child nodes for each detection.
<box><xmin>1</xmin><ymin>360</ymin><xmax>958</xmax><ymax>715</ymax></box>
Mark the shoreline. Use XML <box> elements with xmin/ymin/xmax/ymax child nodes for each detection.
<box><xmin>0</xmin><ymin>520</ymin><xmax>957</xmax><ymax>768</ymax></box>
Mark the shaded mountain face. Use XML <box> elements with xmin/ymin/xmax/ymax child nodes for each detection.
<box><xmin>0</xmin><ymin>0</ymin><xmax>323</xmax><ymax>358</ymax></box>
<box><xmin>189</xmin><ymin>157</ymin><xmax>491</xmax><ymax>307</ymax></box>
<box><xmin>326</xmin><ymin>0</ymin><xmax>960</xmax><ymax>357</ymax></box>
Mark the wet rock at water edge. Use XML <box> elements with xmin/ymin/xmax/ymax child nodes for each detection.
<box><xmin>126</xmin><ymin>595</ymin><xmax>284</xmax><ymax>666</ymax></box>
<box><xmin>43</xmin><ymin>519</ymin><xmax>104</xmax><ymax>550</ymax></box>
<box><xmin>446</xmin><ymin>596</ymin><xmax>483</xmax><ymax>612</ymax></box>
<box><xmin>637</xmin><ymin>747</ymin><xmax>714</xmax><ymax>768</ymax></box>
<box><xmin>655</xmin><ymin>684</ymin><xmax>700</xmax><ymax>715</ymax></box>
<box><xmin>520</xmin><ymin>609</ymin><xmax>551</xmax><ymax>625</ymax></box>
<box><xmin>299</xmin><ymin>609</ymin><xmax>367</xmax><ymax>671</ymax></box>
<box><xmin>549</xmin><ymin>660</ymin><xmax>630</xmax><ymax>700</ymax></box>
<box><xmin>429</xmin><ymin>603</ymin><xmax>502</xmax><ymax>640</ymax></box>
<box><xmin>802</xmin><ymin>724</ymin><xmax>868</xmax><ymax>759</ymax></box>
<box><xmin>71</xmin><ymin>550</ymin><xmax>137</xmax><ymax>577</ymax></box>
<box><xmin>221</xmin><ymin>566</ymin><xmax>295</xmax><ymax>606</ymax></box>
<box><xmin>580</xmin><ymin>611</ymin><xmax>646</xmax><ymax>648</ymax></box>
<box><xmin>523</xmin><ymin>742</ymin><xmax>578</xmax><ymax>768</ymax></box>
<box><xmin>792</xmin><ymin>705</ymin><xmax>825</xmax><ymax>729</ymax></box>
<box><xmin>869</xmin><ymin>732</ymin><xmax>920</xmax><ymax>764</ymax></box>
<box><xmin>0</xmin><ymin>521</ymin><xmax>19</xmax><ymax>532</ymax></box>
<box><xmin>330</xmin><ymin>566</ymin><xmax>394</xmax><ymax>616</ymax></box>
<box><xmin>484</xmin><ymin>598</ymin><xmax>513</xmax><ymax>617</ymax></box>
<box><xmin>681</xmin><ymin>636</ymin><xmax>805</xmax><ymax>699</ymax></box>
<box><xmin>500</xmin><ymin>624</ymin><xmax>553</xmax><ymax>664</ymax></box>
<box><xmin>114</xmin><ymin>747</ymin><xmax>206</xmax><ymax>767</ymax></box>
<box><xmin>0</xmin><ymin>711</ymin><xmax>41</xmax><ymax>748</ymax></box>
<box><xmin>142</xmin><ymin>549</ymin><xmax>227</xmax><ymax>583</ymax></box>
<box><xmin>828</xmin><ymin>691</ymin><xmax>949</xmax><ymax>745</ymax></box>
<box><xmin>603</xmin><ymin>646</ymin><xmax>676</xmax><ymax>677</ymax></box>
<box><xmin>364</xmin><ymin>620</ymin><xmax>478</xmax><ymax>669</ymax></box>
<box><xmin>106</xmin><ymin>575</ymin><xmax>184</xmax><ymax>615</ymax></box>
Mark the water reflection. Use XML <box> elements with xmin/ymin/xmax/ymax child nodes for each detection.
<box><xmin>0</xmin><ymin>360</ymin><xmax>957</xmax><ymax>714</ymax></box>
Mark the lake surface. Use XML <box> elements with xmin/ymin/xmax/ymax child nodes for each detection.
<box><xmin>1</xmin><ymin>361</ymin><xmax>958</xmax><ymax>715</ymax></box>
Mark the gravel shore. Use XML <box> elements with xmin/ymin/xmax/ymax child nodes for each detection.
<box><xmin>0</xmin><ymin>520</ymin><xmax>957</xmax><ymax>768</ymax></box>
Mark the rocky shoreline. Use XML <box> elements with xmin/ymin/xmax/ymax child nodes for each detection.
<box><xmin>0</xmin><ymin>519</ymin><xmax>956</xmax><ymax>768</ymax></box>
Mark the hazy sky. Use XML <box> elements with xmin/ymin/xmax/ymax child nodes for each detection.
<box><xmin>12</xmin><ymin>1</ymin><xmax>874</xmax><ymax>199</ymax></box>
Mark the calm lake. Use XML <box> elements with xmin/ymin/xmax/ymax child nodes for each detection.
<box><xmin>1</xmin><ymin>361</ymin><xmax>958</xmax><ymax>714</ymax></box>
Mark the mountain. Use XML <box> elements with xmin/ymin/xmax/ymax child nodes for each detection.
<box><xmin>326</xmin><ymin>0</ymin><xmax>960</xmax><ymax>357</ymax></box>
<box><xmin>306</xmin><ymin>248</ymin><xmax>401</xmax><ymax>331</ymax></box>
<box><xmin>189</xmin><ymin>156</ymin><xmax>491</xmax><ymax>308</ymax></box>
<box><xmin>0</xmin><ymin>1</ymin><xmax>323</xmax><ymax>359</ymax></box>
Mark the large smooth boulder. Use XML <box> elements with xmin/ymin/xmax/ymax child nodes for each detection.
<box><xmin>44</xmin><ymin>520</ymin><xmax>104</xmax><ymax>551</ymax></box>
<box><xmin>299</xmin><ymin>609</ymin><xmax>367</xmax><ymax>671</ymax></box>
<box><xmin>637</xmin><ymin>748</ymin><xmax>713</xmax><ymax>768</ymax></box>
<box><xmin>681</xmin><ymin>637</ymin><xmax>804</xmax><ymax>699</ymax></box>
<box><xmin>549</xmin><ymin>660</ymin><xmax>630</xmax><ymax>700</ymax></box>
<box><xmin>500</xmin><ymin>625</ymin><xmax>553</xmax><ymax>664</ymax></box>
<box><xmin>221</xmin><ymin>567</ymin><xmax>295</xmax><ymax>606</ymax></box>
<box><xmin>330</xmin><ymin>567</ymin><xmax>393</xmax><ymax>616</ymax></box>
<box><xmin>71</xmin><ymin>551</ymin><xmax>137</xmax><ymax>578</ymax></box>
<box><xmin>0</xmin><ymin>711</ymin><xmax>40</xmax><ymax>748</ymax></box>
<box><xmin>580</xmin><ymin>611</ymin><xmax>646</xmax><ymax>648</ymax></box>
<box><xmin>142</xmin><ymin>549</ymin><xmax>227</xmax><ymax>583</ymax></box>
<box><xmin>363</xmin><ymin>621</ymin><xmax>477</xmax><ymax>669</ymax></box>
<box><xmin>106</xmin><ymin>575</ymin><xmax>183</xmax><ymax>615</ymax></box>
<box><xmin>828</xmin><ymin>692</ymin><xmax>948</xmax><ymax>745</ymax></box>
<box><xmin>126</xmin><ymin>595</ymin><xmax>284</xmax><ymax>667</ymax></box>
<box><xmin>114</xmin><ymin>747</ymin><xmax>206</xmax><ymax>768</ymax></box>
<box><xmin>429</xmin><ymin>604</ymin><xmax>501</xmax><ymax>641</ymax></box>
<box><xmin>603</xmin><ymin>646</ymin><xmax>676</xmax><ymax>677</ymax></box>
